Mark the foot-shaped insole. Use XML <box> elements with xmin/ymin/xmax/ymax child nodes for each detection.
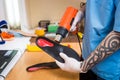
<box><xmin>26</xmin><ymin>62</ymin><xmax>59</xmax><ymax>72</ymax></box>
<box><xmin>36</xmin><ymin>37</ymin><xmax>80</xmax><ymax>63</ymax></box>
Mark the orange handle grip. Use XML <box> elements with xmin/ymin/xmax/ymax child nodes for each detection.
<box><xmin>59</xmin><ymin>6</ymin><xmax>78</xmax><ymax>31</ymax></box>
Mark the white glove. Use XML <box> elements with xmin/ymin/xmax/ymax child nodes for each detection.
<box><xmin>55</xmin><ymin>52</ymin><xmax>83</xmax><ymax>73</ymax></box>
<box><xmin>70</xmin><ymin>10</ymin><xmax>84</xmax><ymax>32</ymax></box>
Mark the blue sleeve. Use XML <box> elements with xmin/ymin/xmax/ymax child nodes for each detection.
<box><xmin>113</xmin><ymin>2</ymin><xmax>120</xmax><ymax>32</ymax></box>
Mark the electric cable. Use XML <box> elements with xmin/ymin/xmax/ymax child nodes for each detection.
<box><xmin>76</xmin><ymin>33</ymin><xmax>84</xmax><ymax>61</ymax></box>
<box><xmin>76</xmin><ymin>33</ymin><xmax>82</xmax><ymax>53</ymax></box>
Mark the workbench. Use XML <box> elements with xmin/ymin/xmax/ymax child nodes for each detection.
<box><xmin>6</xmin><ymin>35</ymin><xmax>81</xmax><ymax>80</ymax></box>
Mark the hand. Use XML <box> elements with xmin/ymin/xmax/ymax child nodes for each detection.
<box><xmin>55</xmin><ymin>52</ymin><xmax>84</xmax><ymax>73</ymax></box>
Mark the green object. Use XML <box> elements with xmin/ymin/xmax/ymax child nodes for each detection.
<box><xmin>48</xmin><ymin>24</ymin><xmax>58</xmax><ymax>33</ymax></box>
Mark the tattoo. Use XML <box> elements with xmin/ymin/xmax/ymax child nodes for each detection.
<box><xmin>80</xmin><ymin>31</ymin><xmax>120</xmax><ymax>72</ymax></box>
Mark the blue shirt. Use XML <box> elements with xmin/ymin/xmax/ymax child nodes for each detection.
<box><xmin>82</xmin><ymin>0</ymin><xmax>120</xmax><ymax>79</ymax></box>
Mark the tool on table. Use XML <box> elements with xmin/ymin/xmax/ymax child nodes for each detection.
<box><xmin>47</xmin><ymin>24</ymin><xmax>58</xmax><ymax>33</ymax></box>
<box><xmin>0</xmin><ymin>20</ymin><xmax>15</xmax><ymax>43</ymax></box>
<box><xmin>0</xmin><ymin>20</ymin><xmax>8</xmax><ymax>29</ymax></box>
<box><xmin>0</xmin><ymin>20</ymin><xmax>8</xmax><ymax>44</ymax></box>
<box><xmin>35</xmin><ymin>29</ymin><xmax>45</xmax><ymax>36</ymax></box>
<box><xmin>27</xmin><ymin>44</ymin><xmax>42</xmax><ymax>52</ymax></box>
<box><xmin>27</xmin><ymin>5</ymin><xmax>85</xmax><ymax>72</ymax></box>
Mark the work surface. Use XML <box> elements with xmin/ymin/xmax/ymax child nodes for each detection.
<box><xmin>6</xmin><ymin>36</ymin><xmax>81</xmax><ymax>80</ymax></box>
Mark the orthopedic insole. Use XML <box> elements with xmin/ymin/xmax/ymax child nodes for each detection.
<box><xmin>36</xmin><ymin>36</ymin><xmax>80</xmax><ymax>63</ymax></box>
<box><xmin>26</xmin><ymin>37</ymin><xmax>81</xmax><ymax>72</ymax></box>
<box><xmin>26</xmin><ymin>62</ymin><xmax>59</xmax><ymax>72</ymax></box>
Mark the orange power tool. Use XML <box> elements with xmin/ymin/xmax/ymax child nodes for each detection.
<box><xmin>54</xmin><ymin>6</ymin><xmax>78</xmax><ymax>42</ymax></box>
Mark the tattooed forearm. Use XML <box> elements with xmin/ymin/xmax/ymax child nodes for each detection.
<box><xmin>80</xmin><ymin>31</ymin><xmax>120</xmax><ymax>72</ymax></box>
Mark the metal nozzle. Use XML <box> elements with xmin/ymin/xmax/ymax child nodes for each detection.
<box><xmin>54</xmin><ymin>34</ymin><xmax>63</xmax><ymax>43</ymax></box>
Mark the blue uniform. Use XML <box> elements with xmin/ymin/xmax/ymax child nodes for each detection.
<box><xmin>82</xmin><ymin>0</ymin><xmax>120</xmax><ymax>79</ymax></box>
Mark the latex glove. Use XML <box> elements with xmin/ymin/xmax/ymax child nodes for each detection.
<box><xmin>70</xmin><ymin>10</ymin><xmax>84</xmax><ymax>32</ymax></box>
<box><xmin>55</xmin><ymin>53</ymin><xmax>83</xmax><ymax>73</ymax></box>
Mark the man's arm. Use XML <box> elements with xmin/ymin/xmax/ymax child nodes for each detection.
<box><xmin>55</xmin><ymin>31</ymin><xmax>120</xmax><ymax>73</ymax></box>
<box><xmin>80</xmin><ymin>31</ymin><xmax>120</xmax><ymax>72</ymax></box>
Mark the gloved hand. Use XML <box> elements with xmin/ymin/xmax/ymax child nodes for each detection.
<box><xmin>55</xmin><ymin>52</ymin><xmax>84</xmax><ymax>73</ymax></box>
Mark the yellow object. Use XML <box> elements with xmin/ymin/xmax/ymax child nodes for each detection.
<box><xmin>27</xmin><ymin>43</ymin><xmax>72</xmax><ymax>52</ymax></box>
<box><xmin>61</xmin><ymin>43</ymin><xmax>72</xmax><ymax>48</ymax></box>
<box><xmin>27</xmin><ymin>44</ymin><xmax>42</xmax><ymax>52</ymax></box>
<box><xmin>77</xmin><ymin>32</ymin><xmax>83</xmax><ymax>39</ymax></box>
<box><xmin>35</xmin><ymin>29</ymin><xmax>45</xmax><ymax>36</ymax></box>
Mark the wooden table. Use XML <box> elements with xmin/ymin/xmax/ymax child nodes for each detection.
<box><xmin>6</xmin><ymin>41</ymin><xmax>81</xmax><ymax>80</ymax></box>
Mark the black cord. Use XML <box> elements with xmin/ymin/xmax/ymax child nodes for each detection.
<box><xmin>76</xmin><ymin>33</ymin><xmax>82</xmax><ymax>54</ymax></box>
<box><xmin>0</xmin><ymin>75</ymin><xmax>5</xmax><ymax>80</ymax></box>
<box><xmin>76</xmin><ymin>33</ymin><xmax>84</xmax><ymax>61</ymax></box>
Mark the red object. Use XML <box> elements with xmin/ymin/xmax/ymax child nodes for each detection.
<box><xmin>27</xmin><ymin>67</ymin><xmax>50</xmax><ymax>72</ymax></box>
<box><xmin>1</xmin><ymin>31</ymin><xmax>14</xmax><ymax>40</ymax></box>
<box><xmin>37</xmin><ymin>39</ymin><xmax>54</xmax><ymax>47</ymax></box>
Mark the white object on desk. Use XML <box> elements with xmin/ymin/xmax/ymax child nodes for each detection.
<box><xmin>0</xmin><ymin>37</ymin><xmax>30</xmax><ymax>78</ymax></box>
<box><xmin>0</xmin><ymin>37</ymin><xmax>30</xmax><ymax>53</ymax></box>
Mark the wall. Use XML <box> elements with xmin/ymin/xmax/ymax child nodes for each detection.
<box><xmin>0</xmin><ymin>0</ymin><xmax>6</xmax><ymax>20</ymax></box>
<box><xmin>25</xmin><ymin>0</ymin><xmax>86</xmax><ymax>28</ymax></box>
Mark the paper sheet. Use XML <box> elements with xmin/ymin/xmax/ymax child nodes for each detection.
<box><xmin>0</xmin><ymin>37</ymin><xmax>31</xmax><ymax>53</ymax></box>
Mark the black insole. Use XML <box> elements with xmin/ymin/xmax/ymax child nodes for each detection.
<box><xmin>36</xmin><ymin>36</ymin><xmax>81</xmax><ymax>63</ymax></box>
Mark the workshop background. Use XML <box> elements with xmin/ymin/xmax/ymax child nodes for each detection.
<box><xmin>25</xmin><ymin>0</ymin><xmax>86</xmax><ymax>28</ymax></box>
